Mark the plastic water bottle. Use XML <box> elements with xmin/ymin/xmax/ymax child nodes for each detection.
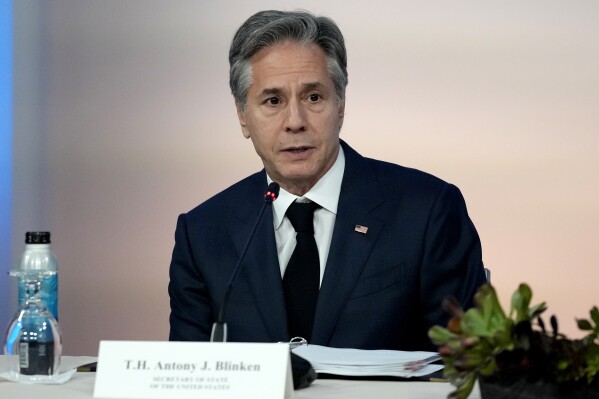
<box><xmin>17</xmin><ymin>232</ymin><xmax>59</xmax><ymax>319</ymax></box>
<box><xmin>5</xmin><ymin>271</ymin><xmax>62</xmax><ymax>381</ymax></box>
<box><xmin>15</xmin><ymin>279</ymin><xmax>59</xmax><ymax>377</ymax></box>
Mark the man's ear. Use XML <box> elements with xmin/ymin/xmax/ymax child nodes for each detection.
<box><xmin>337</xmin><ymin>100</ymin><xmax>345</xmax><ymax>131</ymax></box>
<box><xmin>235</xmin><ymin>101</ymin><xmax>251</xmax><ymax>139</ymax></box>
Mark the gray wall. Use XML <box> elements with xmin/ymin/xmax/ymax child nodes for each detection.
<box><xmin>10</xmin><ymin>0</ymin><xmax>599</xmax><ymax>355</ymax></box>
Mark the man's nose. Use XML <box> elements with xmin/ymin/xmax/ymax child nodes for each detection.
<box><xmin>284</xmin><ymin>100</ymin><xmax>307</xmax><ymax>133</ymax></box>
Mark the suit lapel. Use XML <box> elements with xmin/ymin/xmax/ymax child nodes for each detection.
<box><xmin>228</xmin><ymin>143</ymin><xmax>386</xmax><ymax>344</ymax></box>
<box><xmin>311</xmin><ymin>142</ymin><xmax>385</xmax><ymax>345</ymax></box>
<box><xmin>231</xmin><ymin>174</ymin><xmax>289</xmax><ymax>342</ymax></box>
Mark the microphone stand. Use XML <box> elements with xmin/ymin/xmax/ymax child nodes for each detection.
<box><xmin>210</xmin><ymin>182</ymin><xmax>279</xmax><ymax>342</ymax></box>
<box><xmin>208</xmin><ymin>182</ymin><xmax>317</xmax><ymax>389</ymax></box>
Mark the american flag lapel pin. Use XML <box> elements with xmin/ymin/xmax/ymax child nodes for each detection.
<box><xmin>354</xmin><ymin>225</ymin><xmax>368</xmax><ymax>234</ymax></box>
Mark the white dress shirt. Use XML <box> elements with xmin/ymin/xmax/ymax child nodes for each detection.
<box><xmin>268</xmin><ymin>145</ymin><xmax>345</xmax><ymax>285</ymax></box>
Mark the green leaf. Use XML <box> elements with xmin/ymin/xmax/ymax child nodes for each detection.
<box><xmin>577</xmin><ymin>319</ymin><xmax>593</xmax><ymax>331</ymax></box>
<box><xmin>491</xmin><ymin>327</ymin><xmax>515</xmax><ymax>351</ymax></box>
<box><xmin>510</xmin><ymin>283</ymin><xmax>532</xmax><ymax>323</ymax></box>
<box><xmin>557</xmin><ymin>359</ymin><xmax>569</xmax><ymax>370</ymax></box>
<box><xmin>585</xmin><ymin>345</ymin><xmax>599</xmax><ymax>382</ymax></box>
<box><xmin>590</xmin><ymin>306</ymin><xmax>599</xmax><ymax>327</ymax></box>
<box><xmin>471</xmin><ymin>284</ymin><xmax>509</xmax><ymax>335</ymax></box>
<box><xmin>462</xmin><ymin>309</ymin><xmax>492</xmax><ymax>337</ymax></box>
<box><xmin>428</xmin><ymin>326</ymin><xmax>456</xmax><ymax>344</ymax></box>
<box><xmin>478</xmin><ymin>357</ymin><xmax>497</xmax><ymax>376</ymax></box>
<box><xmin>452</xmin><ymin>373</ymin><xmax>476</xmax><ymax>399</ymax></box>
<box><xmin>473</xmin><ymin>284</ymin><xmax>494</xmax><ymax>307</ymax></box>
<box><xmin>446</xmin><ymin>338</ymin><xmax>465</xmax><ymax>353</ymax></box>
<box><xmin>528</xmin><ymin>302</ymin><xmax>547</xmax><ymax>320</ymax></box>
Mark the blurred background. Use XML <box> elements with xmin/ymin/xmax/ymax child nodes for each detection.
<box><xmin>2</xmin><ymin>0</ymin><xmax>598</xmax><ymax>355</ymax></box>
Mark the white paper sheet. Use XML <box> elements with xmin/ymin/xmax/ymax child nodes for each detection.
<box><xmin>292</xmin><ymin>345</ymin><xmax>443</xmax><ymax>378</ymax></box>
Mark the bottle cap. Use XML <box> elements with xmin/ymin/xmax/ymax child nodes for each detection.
<box><xmin>25</xmin><ymin>231</ymin><xmax>51</xmax><ymax>244</ymax></box>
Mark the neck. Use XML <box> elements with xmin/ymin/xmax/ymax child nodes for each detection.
<box><xmin>279</xmin><ymin>181</ymin><xmax>314</xmax><ymax>197</ymax></box>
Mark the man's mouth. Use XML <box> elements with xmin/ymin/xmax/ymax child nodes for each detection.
<box><xmin>284</xmin><ymin>146</ymin><xmax>312</xmax><ymax>153</ymax></box>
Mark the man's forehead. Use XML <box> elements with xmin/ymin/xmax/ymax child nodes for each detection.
<box><xmin>246</xmin><ymin>41</ymin><xmax>335</xmax><ymax>95</ymax></box>
<box><xmin>249</xmin><ymin>42</ymin><xmax>327</xmax><ymax>72</ymax></box>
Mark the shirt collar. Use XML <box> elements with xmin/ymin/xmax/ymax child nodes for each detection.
<box><xmin>269</xmin><ymin>145</ymin><xmax>345</xmax><ymax>230</ymax></box>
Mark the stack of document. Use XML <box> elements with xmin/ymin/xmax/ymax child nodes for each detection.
<box><xmin>292</xmin><ymin>344</ymin><xmax>443</xmax><ymax>378</ymax></box>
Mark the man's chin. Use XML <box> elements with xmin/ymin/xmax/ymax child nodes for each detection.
<box><xmin>275</xmin><ymin>173</ymin><xmax>320</xmax><ymax>196</ymax></box>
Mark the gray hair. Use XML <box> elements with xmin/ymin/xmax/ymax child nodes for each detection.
<box><xmin>229</xmin><ymin>10</ymin><xmax>348</xmax><ymax>111</ymax></box>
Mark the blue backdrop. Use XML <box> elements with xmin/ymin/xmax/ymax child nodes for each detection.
<box><xmin>0</xmin><ymin>0</ymin><xmax>13</xmax><ymax>331</ymax></box>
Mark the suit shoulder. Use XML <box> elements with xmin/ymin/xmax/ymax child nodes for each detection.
<box><xmin>364</xmin><ymin>157</ymin><xmax>452</xmax><ymax>196</ymax></box>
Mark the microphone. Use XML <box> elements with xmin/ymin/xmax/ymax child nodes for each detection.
<box><xmin>210</xmin><ymin>182</ymin><xmax>280</xmax><ymax>342</ymax></box>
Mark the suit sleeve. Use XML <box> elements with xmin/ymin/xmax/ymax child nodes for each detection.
<box><xmin>420</xmin><ymin>184</ymin><xmax>486</xmax><ymax>337</ymax></box>
<box><xmin>168</xmin><ymin>213</ymin><xmax>213</xmax><ymax>341</ymax></box>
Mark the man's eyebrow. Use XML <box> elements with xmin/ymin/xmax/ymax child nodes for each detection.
<box><xmin>259</xmin><ymin>87</ymin><xmax>283</xmax><ymax>97</ymax></box>
<box><xmin>302</xmin><ymin>82</ymin><xmax>325</xmax><ymax>91</ymax></box>
<box><xmin>258</xmin><ymin>82</ymin><xmax>326</xmax><ymax>97</ymax></box>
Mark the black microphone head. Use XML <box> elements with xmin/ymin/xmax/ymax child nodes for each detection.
<box><xmin>264</xmin><ymin>182</ymin><xmax>280</xmax><ymax>203</ymax></box>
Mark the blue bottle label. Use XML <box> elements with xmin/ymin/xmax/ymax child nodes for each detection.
<box><xmin>18</xmin><ymin>274</ymin><xmax>59</xmax><ymax>319</ymax></box>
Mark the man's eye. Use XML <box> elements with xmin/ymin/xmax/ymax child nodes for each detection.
<box><xmin>308</xmin><ymin>94</ymin><xmax>320</xmax><ymax>102</ymax></box>
<box><xmin>266</xmin><ymin>97</ymin><xmax>279</xmax><ymax>105</ymax></box>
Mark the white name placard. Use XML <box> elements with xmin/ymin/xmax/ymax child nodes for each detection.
<box><xmin>93</xmin><ymin>341</ymin><xmax>294</xmax><ymax>399</ymax></box>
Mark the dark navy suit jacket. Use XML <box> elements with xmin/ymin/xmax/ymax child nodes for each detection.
<box><xmin>168</xmin><ymin>141</ymin><xmax>486</xmax><ymax>351</ymax></box>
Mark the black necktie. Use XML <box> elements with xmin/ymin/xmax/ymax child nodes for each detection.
<box><xmin>283</xmin><ymin>201</ymin><xmax>320</xmax><ymax>340</ymax></box>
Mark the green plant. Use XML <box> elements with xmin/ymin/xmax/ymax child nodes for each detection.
<box><xmin>428</xmin><ymin>283</ymin><xmax>599</xmax><ymax>399</ymax></box>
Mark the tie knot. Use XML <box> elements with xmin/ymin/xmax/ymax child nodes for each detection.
<box><xmin>286</xmin><ymin>201</ymin><xmax>319</xmax><ymax>233</ymax></box>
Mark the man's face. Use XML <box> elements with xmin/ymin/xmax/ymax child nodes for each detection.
<box><xmin>236</xmin><ymin>41</ymin><xmax>345</xmax><ymax>196</ymax></box>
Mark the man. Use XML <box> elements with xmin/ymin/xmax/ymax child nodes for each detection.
<box><xmin>169</xmin><ymin>10</ymin><xmax>486</xmax><ymax>351</ymax></box>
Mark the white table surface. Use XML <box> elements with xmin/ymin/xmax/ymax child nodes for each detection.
<box><xmin>0</xmin><ymin>356</ymin><xmax>482</xmax><ymax>399</ymax></box>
